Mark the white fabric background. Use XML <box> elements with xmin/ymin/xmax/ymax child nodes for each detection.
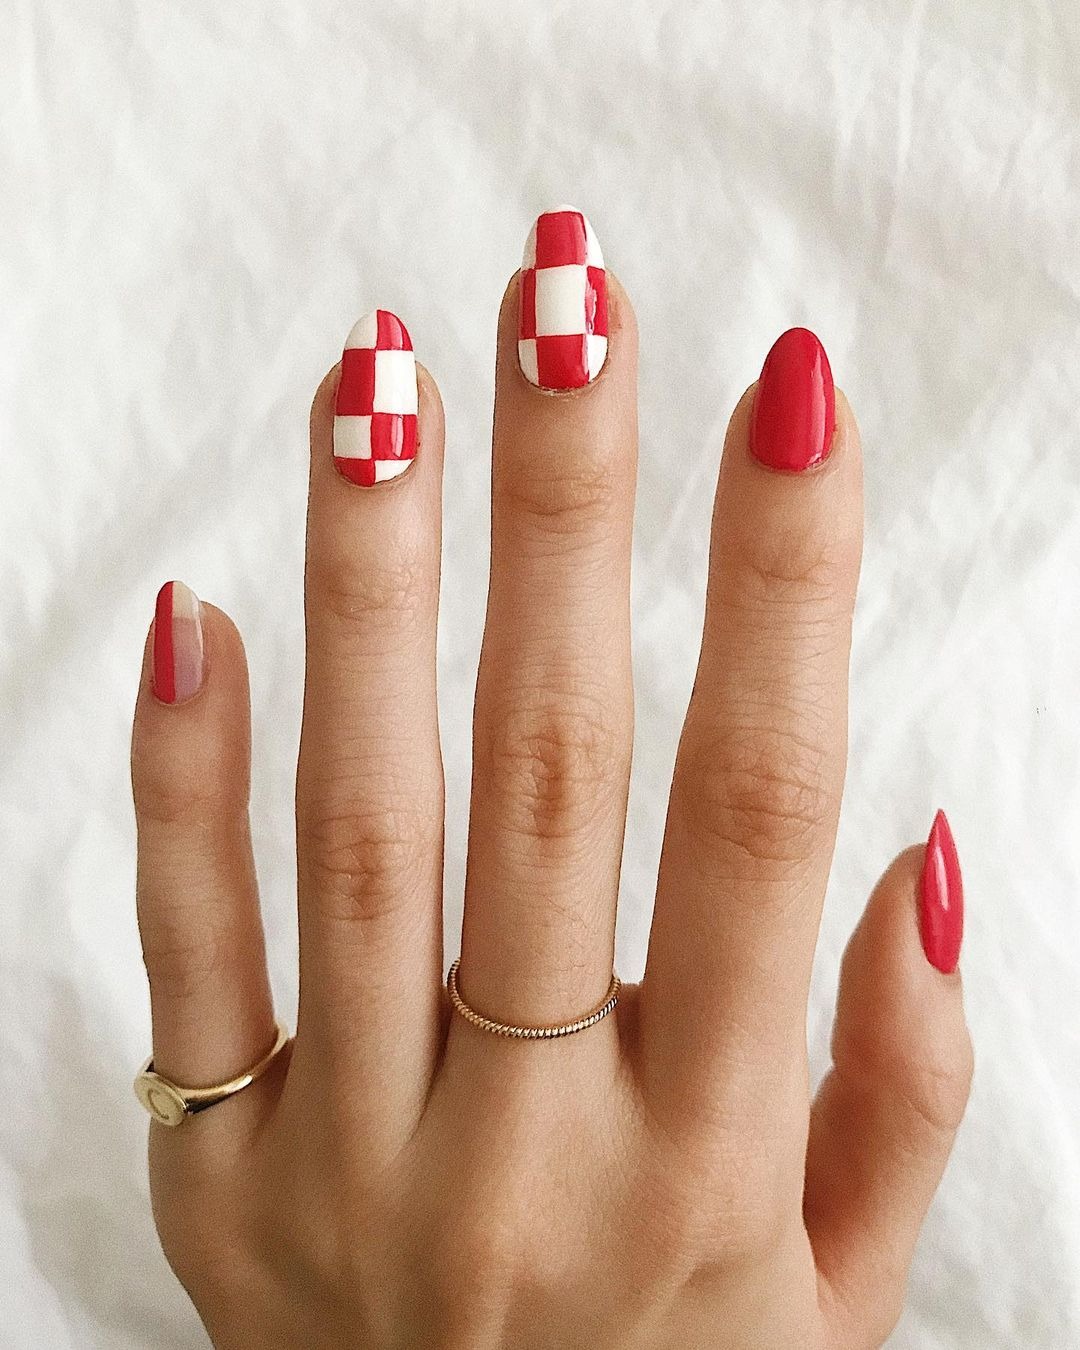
<box><xmin>2</xmin><ymin>1</ymin><xmax>1078</xmax><ymax>1345</ymax></box>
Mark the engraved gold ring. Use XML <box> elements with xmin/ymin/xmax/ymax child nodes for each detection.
<box><xmin>133</xmin><ymin>1021</ymin><xmax>291</xmax><ymax>1127</ymax></box>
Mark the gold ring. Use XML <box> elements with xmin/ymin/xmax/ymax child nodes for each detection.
<box><xmin>447</xmin><ymin>960</ymin><xmax>620</xmax><ymax>1039</ymax></box>
<box><xmin>133</xmin><ymin>1021</ymin><xmax>290</xmax><ymax>1127</ymax></box>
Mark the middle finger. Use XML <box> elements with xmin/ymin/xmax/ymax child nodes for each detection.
<box><xmin>461</xmin><ymin>209</ymin><xmax>638</xmax><ymax>1029</ymax></box>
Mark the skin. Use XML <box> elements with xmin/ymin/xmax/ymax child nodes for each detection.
<box><xmin>130</xmin><ymin>275</ymin><xmax>973</xmax><ymax>1349</ymax></box>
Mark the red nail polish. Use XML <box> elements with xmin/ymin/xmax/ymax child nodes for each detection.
<box><xmin>153</xmin><ymin>581</ymin><xmax>204</xmax><ymax>704</ymax></box>
<box><xmin>749</xmin><ymin>327</ymin><xmax>835</xmax><ymax>471</ymax></box>
<box><xmin>920</xmin><ymin>809</ymin><xmax>964</xmax><ymax>974</ymax></box>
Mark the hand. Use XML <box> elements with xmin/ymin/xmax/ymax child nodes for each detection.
<box><xmin>131</xmin><ymin>210</ymin><xmax>972</xmax><ymax>1349</ymax></box>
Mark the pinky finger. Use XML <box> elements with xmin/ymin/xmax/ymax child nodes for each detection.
<box><xmin>131</xmin><ymin>583</ymin><xmax>276</xmax><ymax>1121</ymax></box>
<box><xmin>804</xmin><ymin>816</ymin><xmax>973</xmax><ymax>1347</ymax></box>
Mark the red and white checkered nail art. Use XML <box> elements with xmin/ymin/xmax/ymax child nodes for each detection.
<box><xmin>333</xmin><ymin>309</ymin><xmax>418</xmax><ymax>486</ymax></box>
<box><xmin>518</xmin><ymin>207</ymin><xmax>608</xmax><ymax>391</ymax></box>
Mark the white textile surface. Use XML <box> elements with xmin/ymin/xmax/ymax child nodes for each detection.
<box><xmin>2</xmin><ymin>2</ymin><xmax>1078</xmax><ymax>1346</ymax></box>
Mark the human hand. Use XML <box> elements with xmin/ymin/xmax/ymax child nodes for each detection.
<box><xmin>131</xmin><ymin>209</ymin><xmax>972</xmax><ymax>1349</ymax></box>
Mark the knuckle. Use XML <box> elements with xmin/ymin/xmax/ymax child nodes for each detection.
<box><xmin>891</xmin><ymin>1035</ymin><xmax>975</xmax><ymax>1138</ymax></box>
<box><xmin>636</xmin><ymin>1187</ymin><xmax>713</xmax><ymax>1272</ymax></box>
<box><xmin>501</xmin><ymin>457</ymin><xmax>624</xmax><ymax>542</ymax></box>
<box><xmin>134</xmin><ymin>765</ymin><xmax>242</xmax><ymax>831</ymax></box>
<box><xmin>675</xmin><ymin>723</ymin><xmax>833</xmax><ymax>868</ymax></box>
<box><xmin>729</xmin><ymin>515</ymin><xmax>859</xmax><ymax>610</ymax></box>
<box><xmin>835</xmin><ymin>1024</ymin><xmax>974</xmax><ymax>1145</ymax></box>
<box><xmin>428</xmin><ymin>1213</ymin><xmax>519</xmax><ymax>1307</ymax></box>
<box><xmin>257</xmin><ymin>1199</ymin><xmax>347</xmax><ymax>1285</ymax></box>
<box><xmin>153</xmin><ymin>1184</ymin><xmax>251</xmax><ymax>1299</ymax></box>
<box><xmin>419</xmin><ymin>1173</ymin><xmax>531</xmax><ymax>1320</ymax></box>
<box><xmin>299</xmin><ymin>795</ymin><xmax>439</xmax><ymax>925</ymax></box>
<box><xmin>478</xmin><ymin>696</ymin><xmax>629</xmax><ymax>846</ymax></box>
<box><xmin>632</xmin><ymin>1144</ymin><xmax>788</xmax><ymax>1274</ymax></box>
<box><xmin>170</xmin><ymin>1246</ymin><xmax>254</xmax><ymax>1318</ymax></box>
<box><xmin>308</xmin><ymin>547</ymin><xmax>428</xmax><ymax>630</ymax></box>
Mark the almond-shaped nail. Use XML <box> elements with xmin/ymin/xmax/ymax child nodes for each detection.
<box><xmin>750</xmin><ymin>327</ymin><xmax>835</xmax><ymax>471</ymax></box>
<box><xmin>153</xmin><ymin>581</ymin><xmax>204</xmax><ymax>704</ymax></box>
<box><xmin>333</xmin><ymin>309</ymin><xmax>418</xmax><ymax>486</ymax></box>
<box><xmin>518</xmin><ymin>206</ymin><xmax>608</xmax><ymax>390</ymax></box>
<box><xmin>920</xmin><ymin>809</ymin><xmax>964</xmax><ymax>974</ymax></box>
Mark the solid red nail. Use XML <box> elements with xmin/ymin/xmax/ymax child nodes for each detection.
<box><xmin>920</xmin><ymin>809</ymin><xmax>964</xmax><ymax>974</ymax></box>
<box><xmin>749</xmin><ymin>327</ymin><xmax>835</xmax><ymax>471</ymax></box>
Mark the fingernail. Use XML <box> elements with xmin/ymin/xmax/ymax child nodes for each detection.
<box><xmin>920</xmin><ymin>809</ymin><xmax>964</xmax><ymax>974</ymax></box>
<box><xmin>518</xmin><ymin>206</ymin><xmax>608</xmax><ymax>391</ymax></box>
<box><xmin>750</xmin><ymin>327</ymin><xmax>835</xmax><ymax>471</ymax></box>
<box><xmin>153</xmin><ymin>581</ymin><xmax>204</xmax><ymax>704</ymax></box>
<box><xmin>333</xmin><ymin>309</ymin><xmax>418</xmax><ymax>486</ymax></box>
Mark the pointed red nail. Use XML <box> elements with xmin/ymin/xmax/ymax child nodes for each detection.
<box><xmin>920</xmin><ymin>809</ymin><xmax>964</xmax><ymax>973</ymax></box>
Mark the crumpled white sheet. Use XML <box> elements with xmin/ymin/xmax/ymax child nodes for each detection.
<box><xmin>2</xmin><ymin>1</ymin><xmax>1078</xmax><ymax>1345</ymax></box>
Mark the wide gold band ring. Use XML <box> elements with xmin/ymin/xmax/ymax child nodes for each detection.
<box><xmin>133</xmin><ymin>1021</ymin><xmax>291</xmax><ymax>1127</ymax></box>
<box><xmin>447</xmin><ymin>960</ymin><xmax>620</xmax><ymax>1039</ymax></box>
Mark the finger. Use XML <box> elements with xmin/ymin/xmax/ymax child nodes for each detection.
<box><xmin>643</xmin><ymin>330</ymin><xmax>863</xmax><ymax>1117</ymax></box>
<box><xmin>292</xmin><ymin>312</ymin><xmax>444</xmax><ymax>1144</ymax></box>
<box><xmin>131</xmin><ymin>584</ymin><xmax>275</xmax><ymax>1101</ymax></box>
<box><xmin>805</xmin><ymin>817</ymin><xmax>973</xmax><ymax>1348</ymax></box>
<box><xmin>460</xmin><ymin>209</ymin><xmax>637</xmax><ymax>1030</ymax></box>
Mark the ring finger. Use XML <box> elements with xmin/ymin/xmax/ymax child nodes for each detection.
<box><xmin>290</xmin><ymin>312</ymin><xmax>445</xmax><ymax>1153</ymax></box>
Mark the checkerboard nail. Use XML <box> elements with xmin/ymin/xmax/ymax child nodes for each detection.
<box><xmin>518</xmin><ymin>207</ymin><xmax>608</xmax><ymax>391</ymax></box>
<box><xmin>333</xmin><ymin>309</ymin><xmax>418</xmax><ymax>486</ymax></box>
<box><xmin>153</xmin><ymin>580</ymin><xmax>204</xmax><ymax>704</ymax></box>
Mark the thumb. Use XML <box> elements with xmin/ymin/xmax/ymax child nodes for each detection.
<box><xmin>805</xmin><ymin>812</ymin><xmax>974</xmax><ymax>1348</ymax></box>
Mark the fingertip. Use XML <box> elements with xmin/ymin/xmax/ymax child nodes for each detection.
<box><xmin>415</xmin><ymin>360</ymin><xmax>446</xmax><ymax>443</ymax></box>
<box><xmin>139</xmin><ymin>593</ymin><xmax>249</xmax><ymax>702</ymax></box>
<box><xmin>842</xmin><ymin>844</ymin><xmax>959</xmax><ymax>1000</ymax></box>
<box><xmin>194</xmin><ymin>600</ymin><xmax>253</xmax><ymax>696</ymax></box>
<box><xmin>833</xmin><ymin>385</ymin><xmax>859</xmax><ymax>441</ymax></box>
<box><xmin>858</xmin><ymin>839</ymin><xmax>966</xmax><ymax>986</ymax></box>
<box><xmin>310</xmin><ymin>361</ymin><xmax>339</xmax><ymax>439</ymax></box>
<box><xmin>601</xmin><ymin>270</ymin><xmax>638</xmax><ymax>348</ymax></box>
<box><xmin>824</xmin><ymin>380</ymin><xmax>858</xmax><ymax>459</ymax></box>
<box><xmin>496</xmin><ymin>268</ymin><xmax>520</xmax><ymax>335</ymax></box>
